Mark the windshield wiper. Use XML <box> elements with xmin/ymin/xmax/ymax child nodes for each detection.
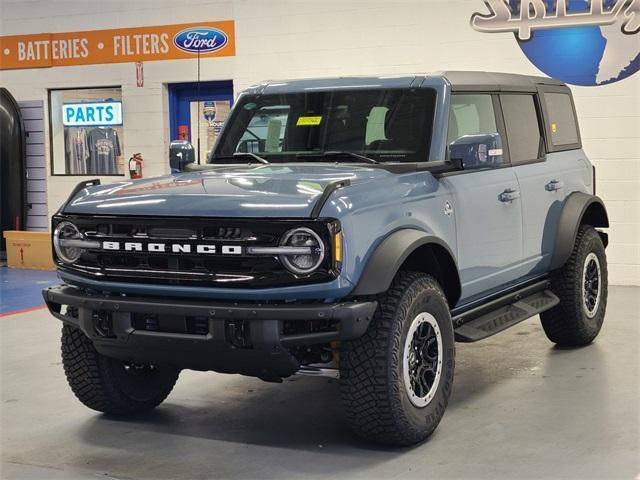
<box><xmin>297</xmin><ymin>151</ymin><xmax>379</xmax><ymax>164</ymax></box>
<box><xmin>213</xmin><ymin>152</ymin><xmax>269</xmax><ymax>164</ymax></box>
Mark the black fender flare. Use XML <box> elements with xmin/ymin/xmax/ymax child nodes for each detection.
<box><xmin>352</xmin><ymin>229</ymin><xmax>460</xmax><ymax>305</ymax></box>
<box><xmin>549</xmin><ymin>192</ymin><xmax>609</xmax><ymax>270</ymax></box>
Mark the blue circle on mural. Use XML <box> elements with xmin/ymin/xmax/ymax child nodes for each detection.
<box><xmin>509</xmin><ymin>0</ymin><xmax>640</xmax><ymax>86</ymax></box>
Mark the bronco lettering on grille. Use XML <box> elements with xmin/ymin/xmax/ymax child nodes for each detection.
<box><xmin>101</xmin><ymin>241</ymin><xmax>242</xmax><ymax>255</ymax></box>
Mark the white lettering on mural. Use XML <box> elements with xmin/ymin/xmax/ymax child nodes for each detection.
<box><xmin>471</xmin><ymin>0</ymin><xmax>640</xmax><ymax>41</ymax></box>
<box><xmin>112</xmin><ymin>33</ymin><xmax>170</xmax><ymax>56</ymax></box>
<box><xmin>17</xmin><ymin>38</ymin><xmax>89</xmax><ymax>61</ymax></box>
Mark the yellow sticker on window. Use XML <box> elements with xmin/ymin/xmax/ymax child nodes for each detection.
<box><xmin>551</xmin><ymin>122</ymin><xmax>557</xmax><ymax>133</ymax></box>
<box><xmin>297</xmin><ymin>116</ymin><xmax>322</xmax><ymax>126</ymax></box>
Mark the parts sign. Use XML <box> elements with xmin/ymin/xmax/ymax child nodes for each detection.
<box><xmin>62</xmin><ymin>102</ymin><xmax>123</xmax><ymax>127</ymax></box>
<box><xmin>0</xmin><ymin>21</ymin><xmax>235</xmax><ymax>70</ymax></box>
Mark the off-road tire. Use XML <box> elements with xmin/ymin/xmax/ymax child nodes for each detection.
<box><xmin>61</xmin><ymin>325</ymin><xmax>179</xmax><ymax>414</ymax></box>
<box><xmin>541</xmin><ymin>225</ymin><xmax>608</xmax><ymax>346</ymax></box>
<box><xmin>340</xmin><ymin>272</ymin><xmax>455</xmax><ymax>446</ymax></box>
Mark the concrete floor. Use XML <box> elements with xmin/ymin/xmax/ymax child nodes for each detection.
<box><xmin>1</xmin><ymin>286</ymin><xmax>638</xmax><ymax>480</ymax></box>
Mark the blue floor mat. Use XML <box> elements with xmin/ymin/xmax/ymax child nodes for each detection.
<box><xmin>0</xmin><ymin>267</ymin><xmax>60</xmax><ymax>314</ymax></box>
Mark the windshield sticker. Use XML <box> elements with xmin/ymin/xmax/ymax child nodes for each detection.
<box><xmin>296</xmin><ymin>116</ymin><xmax>322</xmax><ymax>126</ymax></box>
<box><xmin>551</xmin><ymin>122</ymin><xmax>558</xmax><ymax>133</ymax></box>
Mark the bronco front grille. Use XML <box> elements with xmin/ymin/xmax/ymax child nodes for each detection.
<box><xmin>54</xmin><ymin>215</ymin><xmax>337</xmax><ymax>288</ymax></box>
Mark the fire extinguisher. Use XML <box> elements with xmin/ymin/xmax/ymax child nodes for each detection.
<box><xmin>129</xmin><ymin>153</ymin><xmax>143</xmax><ymax>179</ymax></box>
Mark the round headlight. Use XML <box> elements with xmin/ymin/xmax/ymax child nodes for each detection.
<box><xmin>279</xmin><ymin>227</ymin><xmax>325</xmax><ymax>275</ymax></box>
<box><xmin>53</xmin><ymin>221</ymin><xmax>84</xmax><ymax>264</ymax></box>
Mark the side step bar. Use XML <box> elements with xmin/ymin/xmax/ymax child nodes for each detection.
<box><xmin>453</xmin><ymin>281</ymin><xmax>559</xmax><ymax>343</ymax></box>
<box><xmin>295</xmin><ymin>366</ymin><xmax>340</xmax><ymax>379</ymax></box>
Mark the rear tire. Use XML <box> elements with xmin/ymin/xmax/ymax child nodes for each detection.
<box><xmin>340</xmin><ymin>272</ymin><xmax>455</xmax><ymax>446</ymax></box>
<box><xmin>541</xmin><ymin>225</ymin><xmax>608</xmax><ymax>346</ymax></box>
<box><xmin>61</xmin><ymin>325</ymin><xmax>179</xmax><ymax>415</ymax></box>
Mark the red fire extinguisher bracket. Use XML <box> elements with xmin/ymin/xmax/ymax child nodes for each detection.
<box><xmin>129</xmin><ymin>153</ymin><xmax>144</xmax><ymax>179</ymax></box>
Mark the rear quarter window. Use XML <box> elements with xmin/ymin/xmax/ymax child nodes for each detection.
<box><xmin>543</xmin><ymin>92</ymin><xmax>580</xmax><ymax>148</ymax></box>
<box><xmin>500</xmin><ymin>94</ymin><xmax>543</xmax><ymax>165</ymax></box>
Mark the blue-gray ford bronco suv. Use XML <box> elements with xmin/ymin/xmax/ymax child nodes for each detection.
<box><xmin>44</xmin><ymin>71</ymin><xmax>609</xmax><ymax>446</ymax></box>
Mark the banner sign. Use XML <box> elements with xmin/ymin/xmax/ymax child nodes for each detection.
<box><xmin>62</xmin><ymin>101</ymin><xmax>123</xmax><ymax>127</ymax></box>
<box><xmin>0</xmin><ymin>20</ymin><xmax>235</xmax><ymax>70</ymax></box>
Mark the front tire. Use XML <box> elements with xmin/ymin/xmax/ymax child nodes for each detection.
<box><xmin>340</xmin><ymin>272</ymin><xmax>455</xmax><ymax>446</ymax></box>
<box><xmin>61</xmin><ymin>325</ymin><xmax>179</xmax><ymax>415</ymax></box>
<box><xmin>541</xmin><ymin>225</ymin><xmax>608</xmax><ymax>346</ymax></box>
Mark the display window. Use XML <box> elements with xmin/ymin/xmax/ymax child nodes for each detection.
<box><xmin>49</xmin><ymin>87</ymin><xmax>124</xmax><ymax>176</ymax></box>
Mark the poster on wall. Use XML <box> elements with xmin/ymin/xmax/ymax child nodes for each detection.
<box><xmin>189</xmin><ymin>100</ymin><xmax>230</xmax><ymax>163</ymax></box>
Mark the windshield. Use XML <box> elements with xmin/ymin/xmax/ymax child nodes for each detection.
<box><xmin>212</xmin><ymin>88</ymin><xmax>436</xmax><ymax>163</ymax></box>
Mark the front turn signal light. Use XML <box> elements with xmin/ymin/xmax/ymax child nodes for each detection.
<box><xmin>333</xmin><ymin>231</ymin><xmax>342</xmax><ymax>264</ymax></box>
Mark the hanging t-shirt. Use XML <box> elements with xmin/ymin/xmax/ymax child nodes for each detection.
<box><xmin>88</xmin><ymin>127</ymin><xmax>121</xmax><ymax>175</ymax></box>
<box><xmin>65</xmin><ymin>127</ymin><xmax>89</xmax><ymax>174</ymax></box>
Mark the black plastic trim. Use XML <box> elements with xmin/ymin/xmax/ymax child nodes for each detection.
<box><xmin>352</xmin><ymin>229</ymin><xmax>459</xmax><ymax>299</ymax></box>
<box><xmin>57</xmin><ymin>179</ymin><xmax>101</xmax><ymax>214</ymax></box>
<box><xmin>51</xmin><ymin>213</ymin><xmax>339</xmax><ymax>288</ymax></box>
<box><xmin>550</xmin><ymin>192</ymin><xmax>609</xmax><ymax>270</ymax></box>
<box><xmin>310</xmin><ymin>179</ymin><xmax>351</xmax><ymax>218</ymax></box>
<box><xmin>451</xmin><ymin>278</ymin><xmax>550</xmax><ymax>328</ymax></box>
<box><xmin>43</xmin><ymin>285</ymin><xmax>377</xmax><ymax>375</ymax></box>
<box><xmin>454</xmin><ymin>287</ymin><xmax>559</xmax><ymax>342</ymax></box>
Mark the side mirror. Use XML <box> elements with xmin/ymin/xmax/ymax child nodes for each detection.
<box><xmin>169</xmin><ymin>140</ymin><xmax>195</xmax><ymax>173</ymax></box>
<box><xmin>448</xmin><ymin>133</ymin><xmax>503</xmax><ymax>170</ymax></box>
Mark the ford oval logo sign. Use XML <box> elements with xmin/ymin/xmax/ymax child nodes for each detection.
<box><xmin>173</xmin><ymin>27</ymin><xmax>228</xmax><ymax>53</ymax></box>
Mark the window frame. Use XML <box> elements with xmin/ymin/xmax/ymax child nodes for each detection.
<box><xmin>497</xmin><ymin>92</ymin><xmax>547</xmax><ymax>166</ymax></box>
<box><xmin>48</xmin><ymin>85</ymin><xmax>125</xmax><ymax>177</ymax></box>
<box><xmin>537</xmin><ymin>85</ymin><xmax>582</xmax><ymax>153</ymax></box>
<box><xmin>213</xmin><ymin>87</ymin><xmax>438</xmax><ymax>164</ymax></box>
<box><xmin>443</xmin><ymin>92</ymin><xmax>513</xmax><ymax>173</ymax></box>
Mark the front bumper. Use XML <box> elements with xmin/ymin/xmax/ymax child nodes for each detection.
<box><xmin>43</xmin><ymin>285</ymin><xmax>376</xmax><ymax>379</ymax></box>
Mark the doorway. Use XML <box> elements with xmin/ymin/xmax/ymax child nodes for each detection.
<box><xmin>168</xmin><ymin>81</ymin><xmax>234</xmax><ymax>164</ymax></box>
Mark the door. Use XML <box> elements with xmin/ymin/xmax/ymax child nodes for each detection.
<box><xmin>168</xmin><ymin>81</ymin><xmax>234</xmax><ymax>164</ymax></box>
<box><xmin>501</xmin><ymin>92</ymin><xmax>569</xmax><ymax>276</ymax></box>
<box><xmin>443</xmin><ymin>93</ymin><xmax>524</xmax><ymax>301</ymax></box>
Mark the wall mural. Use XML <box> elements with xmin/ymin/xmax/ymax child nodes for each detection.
<box><xmin>471</xmin><ymin>0</ymin><xmax>640</xmax><ymax>86</ymax></box>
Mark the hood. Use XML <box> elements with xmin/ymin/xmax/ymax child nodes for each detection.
<box><xmin>63</xmin><ymin>164</ymin><xmax>393</xmax><ymax>218</ymax></box>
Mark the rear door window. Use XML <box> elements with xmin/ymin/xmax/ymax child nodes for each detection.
<box><xmin>500</xmin><ymin>94</ymin><xmax>543</xmax><ymax>164</ymax></box>
<box><xmin>543</xmin><ymin>92</ymin><xmax>579</xmax><ymax>147</ymax></box>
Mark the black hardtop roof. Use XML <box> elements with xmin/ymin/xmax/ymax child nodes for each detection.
<box><xmin>243</xmin><ymin>71</ymin><xmax>568</xmax><ymax>95</ymax></box>
<box><xmin>438</xmin><ymin>70</ymin><xmax>567</xmax><ymax>92</ymax></box>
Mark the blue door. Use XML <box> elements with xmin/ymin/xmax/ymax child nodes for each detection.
<box><xmin>168</xmin><ymin>81</ymin><xmax>234</xmax><ymax>163</ymax></box>
<box><xmin>502</xmin><ymin>92</ymin><xmax>577</xmax><ymax>276</ymax></box>
<box><xmin>443</xmin><ymin>93</ymin><xmax>524</xmax><ymax>301</ymax></box>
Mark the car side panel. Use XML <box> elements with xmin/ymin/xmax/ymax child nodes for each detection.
<box><xmin>442</xmin><ymin>168</ymin><xmax>524</xmax><ymax>300</ymax></box>
<box><xmin>320</xmin><ymin>170</ymin><xmax>458</xmax><ymax>294</ymax></box>
<box><xmin>513</xmin><ymin>149</ymin><xmax>592</xmax><ymax>276</ymax></box>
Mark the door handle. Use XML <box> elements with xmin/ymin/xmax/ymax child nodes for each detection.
<box><xmin>545</xmin><ymin>179</ymin><xmax>564</xmax><ymax>192</ymax></box>
<box><xmin>499</xmin><ymin>188</ymin><xmax>520</xmax><ymax>203</ymax></box>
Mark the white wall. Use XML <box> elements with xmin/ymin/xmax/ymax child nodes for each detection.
<box><xmin>1</xmin><ymin>0</ymin><xmax>638</xmax><ymax>285</ymax></box>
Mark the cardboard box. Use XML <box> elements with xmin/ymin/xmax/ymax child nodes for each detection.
<box><xmin>3</xmin><ymin>231</ymin><xmax>55</xmax><ymax>270</ymax></box>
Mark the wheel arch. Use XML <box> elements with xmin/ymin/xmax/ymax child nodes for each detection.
<box><xmin>352</xmin><ymin>229</ymin><xmax>461</xmax><ymax>308</ymax></box>
<box><xmin>550</xmin><ymin>192</ymin><xmax>609</xmax><ymax>271</ymax></box>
